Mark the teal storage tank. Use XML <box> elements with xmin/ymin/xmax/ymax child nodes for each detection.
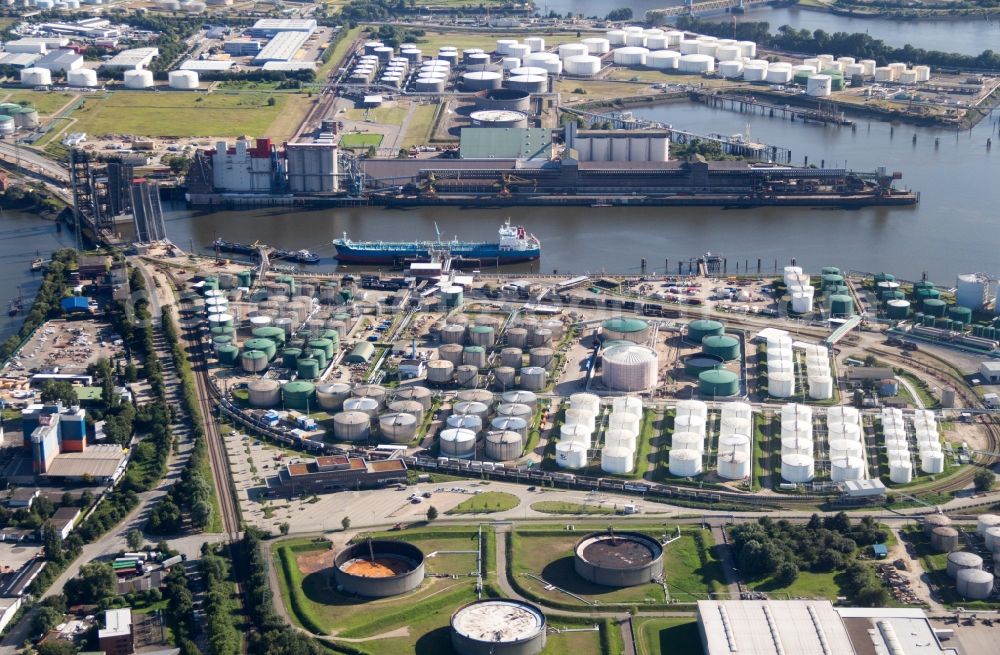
<box><xmin>698</xmin><ymin>370</ymin><xmax>740</xmax><ymax>397</ymax></box>
<box><xmin>821</xmin><ymin>266</ymin><xmax>841</xmax><ymax>275</ymax></box>
<box><xmin>829</xmin><ymin>294</ymin><xmax>854</xmax><ymax>317</ymax></box>
<box><xmin>297</xmin><ymin>358</ymin><xmax>320</xmax><ymax>380</ymax></box>
<box><xmin>885</xmin><ymin>299</ymin><xmax>911</xmax><ymax>319</ymax></box>
<box><xmin>923</xmin><ymin>298</ymin><xmax>947</xmax><ymax>317</ymax></box>
<box><xmin>310</xmin><ymin>349</ymin><xmax>328</xmax><ymax>368</ymax></box>
<box><xmin>282</xmin><ymin>348</ymin><xmax>302</xmax><ymax>368</ymax></box>
<box><xmin>683</xmin><ymin>353</ymin><xmax>724</xmax><ymax>376</ymax></box>
<box><xmin>934</xmin><ymin>318</ymin><xmax>951</xmax><ymax>329</ymax></box>
<box><xmin>602</xmin><ymin>317</ymin><xmax>650</xmax><ymax>343</ymax></box>
<box><xmin>340</xmin><ymin>288</ymin><xmax>354</xmax><ymax>303</ymax></box>
<box><xmin>210</xmin><ymin>326</ymin><xmax>235</xmax><ymax>338</ymax></box>
<box><xmin>283</xmin><ymin>380</ymin><xmax>316</xmax><ymax>409</ymax></box>
<box><xmin>702</xmin><ymin>334</ymin><xmax>740</xmax><ymax>361</ymax></box>
<box><xmin>244</xmin><ymin>338</ymin><xmax>277</xmax><ymax>361</ymax></box>
<box><xmin>922</xmin><ymin>315</ymin><xmax>935</xmax><ymax>327</ymax></box>
<box><xmin>276</xmin><ymin>275</ymin><xmax>297</xmax><ymax>295</ymax></box>
<box><xmin>874</xmin><ymin>273</ymin><xmax>895</xmax><ymax>283</ymax></box>
<box><xmin>253</xmin><ymin>326</ymin><xmax>286</xmax><ymax>346</ymax></box>
<box><xmin>237</xmin><ymin>270</ymin><xmax>253</xmax><ymax>287</ymax></box>
<box><xmin>821</xmin><ymin>273</ymin><xmax>844</xmax><ymax>289</ymax></box>
<box><xmin>686</xmin><ymin>319</ymin><xmax>725</xmax><ymax>343</ymax></box>
<box><xmin>986</xmin><ymin>327</ymin><xmax>996</xmax><ymax>339</ymax></box>
<box><xmin>916</xmin><ymin>287</ymin><xmax>940</xmax><ymax>301</ymax></box>
<box><xmin>213</xmin><ymin>335</ymin><xmax>233</xmax><ymax>348</ymax></box>
<box><xmin>201</xmin><ymin>277</ymin><xmax>219</xmax><ymax>292</ymax></box>
<box><xmin>912</xmin><ymin>312</ymin><xmax>924</xmax><ymax>323</ymax></box>
<box><xmin>948</xmin><ymin>306</ymin><xmax>972</xmax><ymax>324</ymax></box>
<box><xmin>217</xmin><ymin>344</ymin><xmax>239</xmax><ymax>366</ymax></box>
<box><xmin>973</xmin><ymin>325</ymin><xmax>985</xmax><ymax>337</ymax></box>
<box><xmin>888</xmin><ymin>290</ymin><xmax>906</xmax><ymax>300</ymax></box>
<box><xmin>308</xmin><ymin>338</ymin><xmax>334</xmax><ymax>359</ymax></box>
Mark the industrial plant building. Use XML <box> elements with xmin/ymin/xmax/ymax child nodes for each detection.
<box><xmin>209</xmin><ymin>137</ymin><xmax>284</xmax><ymax>194</ymax></box>
<box><xmin>253</xmin><ymin>30</ymin><xmax>310</xmax><ymax>64</ymax></box>
<box><xmin>285</xmin><ymin>141</ymin><xmax>339</xmax><ymax>193</ymax></box>
<box><xmin>276</xmin><ymin>454</ymin><xmax>406</xmax><ymax>493</ymax></box>
<box><xmin>21</xmin><ymin>402</ymin><xmax>128</xmax><ymax>482</ymax></box>
<box><xmin>459</xmin><ymin>128</ymin><xmax>552</xmax><ymax>160</ymax></box>
<box><xmin>247</xmin><ymin>19</ymin><xmax>317</xmax><ymax>39</ymax></box>
<box><xmin>696</xmin><ymin>600</ymin><xmax>956</xmax><ymax>655</ymax></box>
<box><xmin>102</xmin><ymin>47</ymin><xmax>158</xmax><ymax>70</ymax></box>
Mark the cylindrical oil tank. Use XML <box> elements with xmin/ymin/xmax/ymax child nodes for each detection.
<box><xmin>352</xmin><ymin>384</ymin><xmax>387</xmax><ymax>409</ymax></box>
<box><xmin>343</xmin><ymin>396</ymin><xmax>380</xmax><ymax>417</ymax></box>
<box><xmin>563</xmin><ymin>54</ymin><xmax>601</xmax><ymax>76</ymax></box>
<box><xmin>613</xmin><ymin>47</ymin><xmax>649</xmax><ymax>66</ymax></box>
<box><xmin>485</xmin><ymin>430</ymin><xmax>522</xmax><ymax>461</ymax></box>
<box><xmin>491</xmin><ymin>416</ymin><xmax>528</xmax><ymax>440</ymax></box>
<box><xmin>447</xmin><ymin>414</ymin><xmax>482</xmax><ymax>434</ymax></box>
<box><xmin>506</xmin><ymin>327</ymin><xmax>529</xmax><ymax>348</ymax></box>
<box><xmin>476</xmin><ymin>88</ymin><xmax>531</xmax><ymax>112</ymax></box>
<box><xmin>494</xmin><ymin>366</ymin><xmax>516</xmax><ymax>388</ymax></box>
<box><xmin>247</xmin><ymin>379</ymin><xmax>280</xmax><ymax>407</ymax></box>
<box><xmin>500</xmin><ymin>347</ymin><xmax>524</xmax><ymax>368</ymax></box>
<box><xmin>379</xmin><ymin>412</ymin><xmax>418</xmax><ymax>443</ymax></box>
<box><xmin>463</xmin><ymin>71</ymin><xmax>502</xmax><ymax>91</ymax></box>
<box><xmin>829</xmin><ymin>294</ymin><xmax>854</xmax><ymax>317</ymax></box>
<box><xmin>602</xmin><ymin>343</ymin><xmax>658</xmax><ymax>391</ymax></box>
<box><xmin>334</xmin><ymin>540</ymin><xmax>424</xmax><ymax>598</ymax></box>
<box><xmin>441</xmin><ymin>323</ymin><xmax>466</xmax><ymax>344</ymax></box>
<box><xmin>807</xmin><ymin>74</ymin><xmax>832</xmax><ymax>96</ymax></box>
<box><xmin>520</xmin><ymin>366</ymin><xmax>546</xmax><ymax>391</ymax></box>
<box><xmin>456</xmin><ymin>365</ymin><xmax>479</xmax><ymax>388</ymax></box>
<box><xmin>556</xmin><ymin>441</ymin><xmax>588</xmax><ymax>469</ymax></box>
<box><xmin>781</xmin><ymin>454</ymin><xmax>815</xmax><ymax>483</ymax></box>
<box><xmin>930</xmin><ymin>526</ymin><xmax>960</xmax><ymax>553</ymax></box>
<box><xmin>316</xmin><ymin>383</ymin><xmax>352</xmax><ymax>411</ymax></box>
<box><xmin>669</xmin><ymin>449</ymin><xmax>702</xmax><ymax>477</ymax></box>
<box><xmin>582</xmin><ymin>37</ymin><xmax>610</xmax><ymax>54</ymax></box>
<box><xmin>296</xmin><ymin>358</ymin><xmax>320</xmax><ymax>380</ymax></box>
<box><xmin>67</xmin><ymin>68</ymin><xmax>98</xmax><ymax>87</ymax></box>
<box><xmin>718</xmin><ymin>60</ymin><xmax>744</xmax><ymax>78</ymax></box>
<box><xmin>388</xmin><ymin>400</ymin><xmax>424</xmax><ymax>422</ymax></box>
<box><xmin>886</xmin><ymin>299</ymin><xmax>911</xmax><ymax>319</ymax></box>
<box><xmin>508</xmin><ymin>65</ymin><xmax>546</xmax><ymax>77</ymax></box>
<box><xmin>977</xmin><ymin>514</ymin><xmax>1000</xmax><ymax>537</ymax></box>
<box><xmin>240</xmin><ymin>350</ymin><xmax>268</xmax><ymax>373</ymax></box>
<box><xmin>687</xmin><ymin>319</ymin><xmax>724</xmax><ymax>343</ymax></box>
<box><xmin>440</xmin><ymin>428</ymin><xmax>476</xmax><ymax>459</ymax></box>
<box><xmin>698</xmin><ymin>370</ymin><xmax>739</xmax><ymax>397</ymax></box>
<box><xmin>605</xmin><ymin>429</ymin><xmax>637</xmax><ymax>452</ymax></box>
<box><xmin>603</xmin><ymin>317</ymin><xmax>649</xmax><ymax>343</ymax></box>
<box><xmin>453</xmin><ymin>400</ymin><xmax>490</xmax><ymax>422</ymax></box>
<box><xmin>282</xmin><ymin>381</ymin><xmax>315</xmax><ymax>411</ymax></box>
<box><xmin>334</xmin><ymin>411</ymin><xmax>371</xmax><ymax>441</ymax></box>
<box><xmin>702</xmin><ymin>335</ymin><xmax>740</xmax><ymax>361</ymax></box>
<box><xmin>427</xmin><ymin>359</ymin><xmax>454</xmax><ymax>385</ymax></box>
<box><xmin>924</xmin><ymin>514</ymin><xmax>953</xmax><ymax>534</ymax></box>
<box><xmin>600</xmin><ymin>447</ymin><xmax>633</xmax><ymax>474</ymax></box>
<box><xmin>168</xmin><ymin>70</ymin><xmax>199</xmax><ymax>89</ymax></box>
<box><xmin>574</xmin><ymin>530</ymin><xmax>664</xmax><ymax>588</ymax></box>
<box><xmin>394</xmin><ymin>385</ymin><xmax>432</xmax><ymax>410</ymax></box>
<box><xmin>764</xmin><ymin>63</ymin><xmax>793</xmax><ymax>84</ymax></box>
<box><xmin>450</xmin><ymin>600</ymin><xmax>546</xmax><ymax>655</ymax></box>
<box><xmin>462</xmin><ymin>47</ymin><xmax>485</xmax><ymax>62</ymax></box>
<box><xmin>743</xmin><ymin>60</ymin><xmax>768</xmax><ymax>81</ymax></box>
<box><xmin>124</xmin><ymin>69</ymin><xmax>154</xmax><ymax>89</ymax></box>
<box><xmin>558</xmin><ymin>43</ymin><xmax>588</xmax><ymax>60</ymax></box>
<box><xmin>495</xmin><ymin>39</ymin><xmax>518</xmax><ymax>55</ymax></box>
<box><xmin>20</xmin><ymin>68</ymin><xmax>52</xmax><ymax>87</ymax></box>
<box><xmin>527</xmin><ymin>347</ymin><xmax>553</xmax><ymax>369</ymax></box>
<box><xmin>678</xmin><ymin>54</ymin><xmax>714</xmax><ymax>74</ymax></box>
<box><xmin>717</xmin><ymin>450</ymin><xmax>751</xmax><ymax>480</ymax></box>
<box><xmin>497</xmin><ymin>403</ymin><xmax>532</xmax><ymax>422</ymax></box>
<box><xmin>830</xmin><ymin>456</ymin><xmax>866</xmax><ymax>482</ymax></box>
<box><xmin>888</xmin><ymin>458</ymin><xmax>913</xmax><ymax>484</ymax></box>
<box><xmin>463</xmin><ymin>346</ymin><xmax>487</xmax><ymax>368</ymax></box>
<box><xmin>506</xmin><ymin>75</ymin><xmax>547</xmax><ymax>93</ymax></box>
<box><xmin>984</xmin><ymin>526</ymin><xmax>1000</xmax><ymax>551</ymax></box>
<box><xmin>468</xmin><ymin>325</ymin><xmax>496</xmax><ymax>347</ymax></box>
<box><xmin>607</xmin><ymin>30</ymin><xmax>626</xmax><ymax>46</ymax></box>
<box><xmin>947</xmin><ymin>551</ymin><xmax>983</xmax><ymax>579</ymax></box>
<box><xmin>439</xmin><ymin>343</ymin><xmax>465</xmax><ymax>366</ymax></box>
<box><xmin>956</xmin><ymin>569</ymin><xmax>994</xmax><ymax>600</ymax></box>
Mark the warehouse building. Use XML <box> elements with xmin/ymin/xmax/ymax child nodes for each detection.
<box><xmin>459</xmin><ymin>128</ymin><xmax>552</xmax><ymax>160</ymax></box>
<box><xmin>4</xmin><ymin>38</ymin><xmax>69</xmax><ymax>54</ymax></box>
<box><xmin>248</xmin><ymin>18</ymin><xmax>317</xmax><ymax>38</ymax></box>
<box><xmin>262</xmin><ymin>61</ymin><xmax>316</xmax><ymax>72</ymax></box>
<box><xmin>253</xmin><ymin>30</ymin><xmax>310</xmax><ymax>64</ymax></box>
<box><xmin>103</xmin><ymin>47</ymin><xmax>158</xmax><ymax>70</ymax></box>
<box><xmin>33</xmin><ymin>49</ymin><xmax>83</xmax><ymax>73</ymax></box>
<box><xmin>0</xmin><ymin>53</ymin><xmax>41</xmax><ymax>68</ymax></box>
<box><xmin>222</xmin><ymin>39</ymin><xmax>262</xmax><ymax>56</ymax></box>
<box><xmin>276</xmin><ymin>455</ymin><xmax>406</xmax><ymax>493</ymax></box>
<box><xmin>697</xmin><ymin>600</ymin><xmax>956</xmax><ymax>655</ymax></box>
<box><xmin>285</xmin><ymin>140</ymin><xmax>339</xmax><ymax>193</ymax></box>
<box><xmin>180</xmin><ymin>59</ymin><xmax>233</xmax><ymax>72</ymax></box>
<box><xmin>979</xmin><ymin>361</ymin><xmax>1000</xmax><ymax>384</ymax></box>
<box><xmin>22</xmin><ymin>402</ymin><xmax>127</xmax><ymax>482</ymax></box>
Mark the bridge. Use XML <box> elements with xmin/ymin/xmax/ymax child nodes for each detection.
<box><xmin>647</xmin><ymin>0</ymin><xmax>775</xmax><ymax>21</ymax></box>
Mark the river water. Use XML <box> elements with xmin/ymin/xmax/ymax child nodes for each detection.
<box><xmin>541</xmin><ymin>1</ymin><xmax>999</xmax><ymax>56</ymax></box>
<box><xmin>163</xmin><ymin>102</ymin><xmax>998</xmax><ymax>285</ymax></box>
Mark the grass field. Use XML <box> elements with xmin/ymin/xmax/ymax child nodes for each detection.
<box><xmin>317</xmin><ymin>26</ymin><xmax>362</xmax><ymax>78</ymax></box>
<box><xmin>66</xmin><ymin>91</ymin><xmax>312</xmax><ymax>139</ymax></box>
<box><xmin>1</xmin><ymin>91</ymin><xmax>76</xmax><ymax>115</ymax></box>
<box><xmin>747</xmin><ymin>569</ymin><xmax>843</xmax><ymax>600</ymax></box>
<box><xmin>345</xmin><ymin>105</ymin><xmax>408</xmax><ymax>126</ymax></box>
<box><xmin>511</xmin><ymin>526</ymin><xmax>724</xmax><ymax>606</ymax></box>
<box><xmin>446</xmin><ymin>491</ymin><xmax>520</xmax><ymax>514</ymax></box>
<box><xmin>401</xmin><ymin>103</ymin><xmax>438</xmax><ymax>148</ymax></box>
<box><xmin>636</xmin><ymin>618</ymin><xmax>700</xmax><ymax>655</ymax></box>
<box><xmin>530</xmin><ymin>501</ymin><xmax>615</xmax><ymax>515</ymax></box>
<box><xmin>339</xmin><ymin>133</ymin><xmax>383</xmax><ymax>149</ymax></box>
<box><xmin>274</xmin><ymin>529</ymin><xmax>489</xmax><ymax>646</ymax></box>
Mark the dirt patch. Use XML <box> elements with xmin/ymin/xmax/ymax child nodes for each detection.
<box><xmin>297</xmin><ymin>549</ymin><xmax>334</xmax><ymax>575</ymax></box>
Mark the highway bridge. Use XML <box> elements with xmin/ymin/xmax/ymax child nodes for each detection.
<box><xmin>647</xmin><ymin>0</ymin><xmax>775</xmax><ymax>21</ymax></box>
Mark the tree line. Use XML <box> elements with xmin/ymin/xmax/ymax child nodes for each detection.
<box><xmin>677</xmin><ymin>15</ymin><xmax>1000</xmax><ymax>70</ymax></box>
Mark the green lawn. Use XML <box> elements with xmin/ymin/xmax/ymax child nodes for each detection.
<box><xmin>403</xmin><ymin>103</ymin><xmax>439</xmax><ymax>148</ymax></box>
<box><xmin>67</xmin><ymin>91</ymin><xmax>312</xmax><ymax>139</ymax></box>
<box><xmin>1</xmin><ymin>90</ymin><xmax>76</xmax><ymax>115</ymax></box>
<box><xmin>530</xmin><ymin>501</ymin><xmax>615</xmax><ymax>515</ymax></box>
<box><xmin>446</xmin><ymin>491</ymin><xmax>520</xmax><ymax>514</ymax></box>
<box><xmin>339</xmin><ymin>133</ymin><xmax>383</xmax><ymax>149</ymax></box>
<box><xmin>636</xmin><ymin>618</ymin><xmax>700</xmax><ymax>655</ymax></box>
<box><xmin>748</xmin><ymin>569</ymin><xmax>843</xmax><ymax>600</ymax></box>
<box><xmin>345</xmin><ymin>105</ymin><xmax>408</xmax><ymax>126</ymax></box>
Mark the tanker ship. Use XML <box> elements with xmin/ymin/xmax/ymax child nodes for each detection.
<box><xmin>332</xmin><ymin>220</ymin><xmax>540</xmax><ymax>265</ymax></box>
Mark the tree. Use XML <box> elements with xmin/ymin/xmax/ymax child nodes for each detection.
<box><xmin>279</xmin><ymin>522</ymin><xmax>290</xmax><ymax>536</ymax></box>
<box><xmin>341</xmin><ymin>516</ymin><xmax>351</xmax><ymax>531</ymax></box>
<box><xmin>974</xmin><ymin>468</ymin><xmax>995</xmax><ymax>492</ymax></box>
<box><xmin>605</xmin><ymin>8</ymin><xmax>632</xmax><ymax>21</ymax></box>
<box><xmin>774</xmin><ymin>561</ymin><xmax>799</xmax><ymax>586</ymax></box>
<box><xmin>426</xmin><ymin>506</ymin><xmax>438</xmax><ymax>521</ymax></box>
<box><xmin>65</xmin><ymin>562</ymin><xmax>115</xmax><ymax>605</ymax></box>
<box><xmin>40</xmin><ymin>380</ymin><xmax>78</xmax><ymax>406</ymax></box>
<box><xmin>42</xmin><ymin>523</ymin><xmax>64</xmax><ymax>564</ymax></box>
<box><xmin>31</xmin><ymin>606</ymin><xmax>63</xmax><ymax>637</ymax></box>
<box><xmin>37</xmin><ymin>641</ymin><xmax>77</xmax><ymax>655</ymax></box>
<box><xmin>126</xmin><ymin>528</ymin><xmax>144</xmax><ymax>551</ymax></box>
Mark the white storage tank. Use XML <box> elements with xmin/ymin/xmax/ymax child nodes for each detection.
<box><xmin>669</xmin><ymin>449</ymin><xmax>703</xmax><ymax>477</ymax></box>
<box><xmin>564</xmin><ymin>409</ymin><xmax>596</xmax><ymax>435</ymax></box>
<box><xmin>743</xmin><ymin>60</ymin><xmax>768</xmax><ymax>82</ymax></box>
<box><xmin>956</xmin><ymin>569</ymin><xmax>994</xmax><ymax>600</ymax></box>
<box><xmin>976</xmin><ymin>514</ymin><xmax>1000</xmax><ymax>537</ymax></box>
<box><xmin>665</xmin><ymin>31</ymin><xmax>684</xmax><ymax>47</ymax></box>
<box><xmin>830</xmin><ymin>456</ymin><xmax>866</xmax><ymax>482</ymax></box>
<box><xmin>606</xmin><ymin>30</ymin><xmax>627</xmax><ymax>46</ymax></box>
<box><xmin>582</xmin><ymin>37</ymin><xmax>610</xmax><ymax>54</ymax></box>
<box><xmin>605</xmin><ymin>429</ymin><xmax>637</xmax><ymax>452</ymax></box>
<box><xmin>446</xmin><ymin>414</ymin><xmax>483</xmax><ymax>434</ymax></box>
<box><xmin>564</xmin><ymin>55</ymin><xmax>601</xmax><ymax>76</ymax></box>
<box><xmin>781</xmin><ymin>454</ymin><xmax>814</xmax><ymax>483</ymax></box>
<box><xmin>601</xmin><ymin>343</ymin><xmax>658</xmax><ymax>391</ymax></box>
<box><xmin>524</xmin><ymin>37</ymin><xmax>545</xmax><ymax>52</ymax></box>
<box><xmin>247</xmin><ymin>379</ymin><xmax>281</xmax><ymax>407</ymax></box>
<box><xmin>333</xmin><ymin>411</ymin><xmax>371</xmax><ymax>441</ymax></box>
<box><xmin>124</xmin><ymin>69</ymin><xmax>154</xmax><ymax>89</ymax></box>
<box><xmin>501</xmin><ymin>57</ymin><xmax>521</xmax><ymax>71</ymax></box>
<box><xmin>736</xmin><ymin>41</ymin><xmax>757</xmax><ymax>58</ymax></box>
<box><xmin>646</xmin><ymin>34</ymin><xmax>669</xmax><ymax>50</ymax></box>
<box><xmin>440</xmin><ymin>428</ymin><xmax>477</xmax><ymax>459</ymax></box>
<box><xmin>678</xmin><ymin>39</ymin><xmax>700</xmax><ymax>55</ymax></box>
<box><xmin>624</xmin><ymin>32</ymin><xmax>647</xmax><ymax>47</ymax></box>
<box><xmin>601</xmin><ymin>447</ymin><xmax>634</xmax><ymax>475</ymax></box>
<box><xmin>678</xmin><ymin>54</ymin><xmax>714</xmax><ymax>74</ymax></box>
<box><xmin>718</xmin><ymin>434</ymin><xmax>751</xmax><ymax>454</ymax></box>
<box><xmin>719</xmin><ymin>60</ymin><xmax>744</xmax><ymax>79</ymax></box>
<box><xmin>609</xmin><ymin>413</ymin><xmax>641</xmax><ymax>436</ymax></box>
<box><xmin>874</xmin><ymin>66</ymin><xmax>895</xmax><ymax>82</ymax></box>
<box><xmin>914</xmin><ymin>65</ymin><xmax>931</xmax><ymax>82</ymax></box>
<box><xmin>765</xmin><ymin>63</ymin><xmax>793</xmax><ymax>84</ymax></box>
<box><xmin>695</xmin><ymin>41</ymin><xmax>718</xmax><ymax>58</ymax></box>
<box><xmin>67</xmin><ymin>68</ymin><xmax>98</xmax><ymax>88</ymax></box>
<box><xmin>427</xmin><ymin>359</ymin><xmax>454</xmax><ymax>385</ymax></box>
<box><xmin>859</xmin><ymin>59</ymin><xmax>877</xmax><ymax>75</ymax></box>
<box><xmin>20</xmin><ymin>68</ymin><xmax>52</xmax><ymax>87</ymax></box>
<box><xmin>612</xmin><ymin>396</ymin><xmax>642</xmax><ymax>417</ymax></box>
<box><xmin>558</xmin><ymin>43</ymin><xmax>589</xmax><ymax>60</ymax></box>
<box><xmin>956</xmin><ymin>273</ymin><xmax>988</xmax><ymax>309</ymax></box>
<box><xmin>508</xmin><ymin>43</ymin><xmax>531</xmax><ymax>59</ymax></box>
<box><xmin>168</xmin><ymin>70</ymin><xmax>199</xmax><ymax>90</ymax></box>
<box><xmin>496</xmin><ymin>39</ymin><xmax>518</xmax><ymax>55</ymax></box>
<box><xmin>379</xmin><ymin>412</ymin><xmax>418</xmax><ymax>443</ymax></box>
<box><xmin>556</xmin><ymin>441</ymin><xmax>588</xmax><ymax>469</ymax></box>
<box><xmin>716</xmin><ymin>45</ymin><xmax>741</xmax><ymax>61</ymax></box>
<box><xmin>672</xmin><ymin>432</ymin><xmax>704</xmax><ymax>453</ymax></box>
<box><xmin>718</xmin><ymin>450</ymin><xmax>751</xmax><ymax>480</ymax></box>
<box><xmin>570</xmin><ymin>393</ymin><xmax>601</xmax><ymax>415</ymax></box>
<box><xmin>808</xmin><ymin>375</ymin><xmax>833</xmax><ymax>399</ymax></box>
<box><xmin>485</xmin><ymin>430</ymin><xmax>522</xmax><ymax>461</ymax></box>
<box><xmin>888</xmin><ymin>458</ymin><xmax>913</xmax><ymax>484</ymax></box>
<box><xmin>613</xmin><ymin>47</ymin><xmax>649</xmax><ymax>67</ymax></box>
<box><xmin>984</xmin><ymin>525</ymin><xmax>1000</xmax><ymax>551</ymax></box>
<box><xmin>946</xmin><ymin>551</ymin><xmax>983</xmax><ymax>578</ymax></box>
<box><xmin>899</xmin><ymin>69</ymin><xmax>918</xmax><ymax>84</ymax></box>
<box><xmin>921</xmin><ymin>451</ymin><xmax>945</xmax><ymax>474</ymax></box>
<box><xmin>889</xmin><ymin>62</ymin><xmax>907</xmax><ymax>77</ymax></box>
<box><xmin>646</xmin><ymin>50</ymin><xmax>681</xmax><ymax>70</ymax></box>
<box><xmin>344</xmin><ymin>397</ymin><xmax>379</xmax><ymax>418</ymax></box>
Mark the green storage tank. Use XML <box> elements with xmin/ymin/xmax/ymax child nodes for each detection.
<box><xmin>310</xmin><ymin>349</ymin><xmax>328</xmax><ymax>368</ymax></box>
<box><xmin>921</xmin><ymin>315</ymin><xmax>935</xmax><ymax>327</ymax></box>
<box><xmin>829</xmin><ymin>294</ymin><xmax>854</xmax><ymax>317</ymax></box>
<box><xmin>974</xmin><ymin>325</ymin><xmax>985</xmax><ymax>337</ymax></box>
<box><xmin>217</xmin><ymin>344</ymin><xmax>240</xmax><ymax>366</ymax></box>
<box><xmin>201</xmin><ymin>278</ymin><xmax>219</xmax><ymax>292</ymax></box>
<box><xmin>821</xmin><ymin>273</ymin><xmax>844</xmax><ymax>288</ymax></box>
<box><xmin>213</xmin><ymin>335</ymin><xmax>233</xmax><ymax>347</ymax></box>
<box><xmin>282</xmin><ymin>380</ymin><xmax>315</xmax><ymax>409</ymax></box>
<box><xmin>922</xmin><ymin>298</ymin><xmax>947</xmax><ymax>317</ymax></box>
<box><xmin>244</xmin><ymin>338</ymin><xmax>277</xmax><ymax>361</ymax></box>
<box><xmin>698</xmin><ymin>369</ymin><xmax>740</xmax><ymax>397</ymax></box>
<box><xmin>240</xmin><ymin>350</ymin><xmax>268</xmax><ymax>373</ymax></box>
<box><xmin>683</xmin><ymin>353</ymin><xmax>725</xmax><ymax>376</ymax></box>
<box><xmin>308</xmin><ymin>338</ymin><xmax>334</xmax><ymax>359</ymax></box>
<box><xmin>916</xmin><ymin>287</ymin><xmax>940</xmax><ymax>301</ymax></box>
<box><xmin>340</xmin><ymin>288</ymin><xmax>354</xmax><ymax>303</ymax></box>
<box><xmin>702</xmin><ymin>334</ymin><xmax>740</xmax><ymax>361</ymax></box>
<box><xmin>282</xmin><ymin>348</ymin><xmax>302</xmax><ymax>368</ymax></box>
<box><xmin>297</xmin><ymin>358</ymin><xmax>320</xmax><ymax>380</ymax></box>
<box><xmin>986</xmin><ymin>327</ymin><xmax>997</xmax><ymax>340</ymax></box>
<box><xmin>210</xmin><ymin>326</ymin><xmax>235</xmax><ymax>337</ymax></box>
<box><xmin>687</xmin><ymin>319</ymin><xmax>725</xmax><ymax>343</ymax></box>
<box><xmin>888</xmin><ymin>290</ymin><xmax>906</xmax><ymax>300</ymax></box>
<box><xmin>874</xmin><ymin>273</ymin><xmax>896</xmax><ymax>283</ymax></box>
<box><xmin>793</xmin><ymin>71</ymin><xmax>812</xmax><ymax>85</ymax></box>
<box><xmin>253</xmin><ymin>326</ymin><xmax>286</xmax><ymax>346</ymax></box>
<box><xmin>237</xmin><ymin>270</ymin><xmax>253</xmax><ymax>287</ymax></box>
<box><xmin>333</xmin><ymin>312</ymin><xmax>351</xmax><ymax>321</ymax></box>
<box><xmin>948</xmin><ymin>306</ymin><xmax>972</xmax><ymax>324</ymax></box>
<box><xmin>276</xmin><ymin>275</ymin><xmax>297</xmax><ymax>295</ymax></box>
<box><xmin>835</xmin><ymin>285</ymin><xmax>850</xmax><ymax>295</ymax></box>
<box><xmin>321</xmin><ymin>329</ymin><xmax>340</xmax><ymax>342</ymax></box>
<box><xmin>912</xmin><ymin>312</ymin><xmax>924</xmax><ymax>323</ymax></box>
<box><xmin>821</xmin><ymin>266</ymin><xmax>841</xmax><ymax>275</ymax></box>
<box><xmin>885</xmin><ymin>299</ymin><xmax>911</xmax><ymax>319</ymax></box>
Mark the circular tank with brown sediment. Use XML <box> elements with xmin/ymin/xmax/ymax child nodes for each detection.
<box><xmin>334</xmin><ymin>540</ymin><xmax>425</xmax><ymax>597</ymax></box>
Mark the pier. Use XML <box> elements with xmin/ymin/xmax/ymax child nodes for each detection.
<box><xmin>690</xmin><ymin>91</ymin><xmax>855</xmax><ymax>126</ymax></box>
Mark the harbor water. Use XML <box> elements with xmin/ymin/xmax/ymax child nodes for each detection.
<box><xmin>164</xmin><ymin>102</ymin><xmax>997</xmax><ymax>283</ymax></box>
